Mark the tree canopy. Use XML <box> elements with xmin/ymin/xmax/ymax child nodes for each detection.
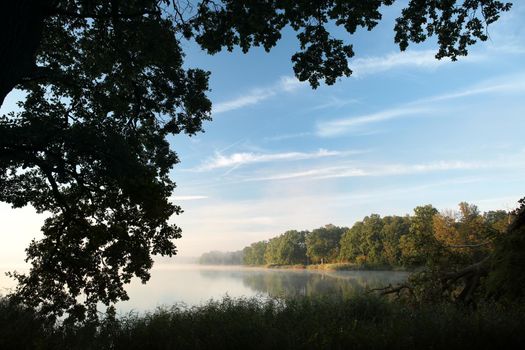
<box><xmin>0</xmin><ymin>0</ymin><xmax>513</xmax><ymax>320</ymax></box>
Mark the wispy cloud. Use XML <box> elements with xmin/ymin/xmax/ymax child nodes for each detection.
<box><xmin>350</xmin><ymin>50</ymin><xmax>483</xmax><ymax>77</ymax></box>
<box><xmin>197</xmin><ymin>149</ymin><xmax>351</xmax><ymax>171</ymax></box>
<box><xmin>213</xmin><ymin>76</ymin><xmax>304</xmax><ymax>114</ymax></box>
<box><xmin>249</xmin><ymin>166</ymin><xmax>363</xmax><ymax>181</ymax></box>
<box><xmin>212</xmin><ymin>48</ymin><xmax>518</xmax><ymax>116</ymax></box>
<box><xmin>415</xmin><ymin>77</ymin><xmax>525</xmax><ymax>104</ymax></box>
<box><xmin>263</xmin><ymin>132</ymin><xmax>312</xmax><ymax>142</ymax></box>
<box><xmin>317</xmin><ymin>72</ymin><xmax>525</xmax><ymax>137</ymax></box>
<box><xmin>317</xmin><ymin>107</ymin><xmax>428</xmax><ymax>137</ymax></box>
<box><xmin>211</xmin><ymin>50</ymin><xmax>478</xmax><ymax>115</ymax></box>
<box><xmin>248</xmin><ymin>159</ymin><xmax>517</xmax><ymax>182</ymax></box>
<box><xmin>310</xmin><ymin>97</ymin><xmax>360</xmax><ymax>111</ymax></box>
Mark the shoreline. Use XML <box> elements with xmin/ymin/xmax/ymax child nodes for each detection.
<box><xmin>198</xmin><ymin>263</ymin><xmax>414</xmax><ymax>272</ymax></box>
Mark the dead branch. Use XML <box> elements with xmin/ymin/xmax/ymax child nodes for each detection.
<box><xmin>368</xmin><ymin>283</ymin><xmax>412</xmax><ymax>296</ymax></box>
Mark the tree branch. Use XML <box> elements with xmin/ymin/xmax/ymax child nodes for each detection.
<box><xmin>368</xmin><ymin>283</ymin><xmax>412</xmax><ymax>296</ymax></box>
<box><xmin>17</xmin><ymin>66</ymin><xmax>78</xmax><ymax>90</ymax></box>
<box><xmin>33</xmin><ymin>157</ymin><xmax>71</xmax><ymax>214</ymax></box>
<box><xmin>441</xmin><ymin>256</ymin><xmax>490</xmax><ymax>283</ymax></box>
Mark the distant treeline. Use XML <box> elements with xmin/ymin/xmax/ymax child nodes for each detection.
<box><xmin>198</xmin><ymin>250</ymin><xmax>244</xmax><ymax>265</ymax></box>
<box><xmin>199</xmin><ymin>202</ymin><xmax>510</xmax><ymax>268</ymax></box>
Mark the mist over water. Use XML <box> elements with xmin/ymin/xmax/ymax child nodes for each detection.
<box><xmin>117</xmin><ymin>265</ymin><xmax>408</xmax><ymax>313</ymax></box>
<box><xmin>1</xmin><ymin>265</ymin><xmax>408</xmax><ymax>314</ymax></box>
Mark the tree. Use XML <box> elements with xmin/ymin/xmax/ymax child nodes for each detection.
<box><xmin>381</xmin><ymin>216</ymin><xmax>410</xmax><ymax>266</ymax></box>
<box><xmin>484</xmin><ymin>210</ymin><xmax>511</xmax><ymax>234</ymax></box>
<box><xmin>306</xmin><ymin>224</ymin><xmax>346</xmax><ymax>264</ymax></box>
<box><xmin>264</xmin><ymin>236</ymin><xmax>282</xmax><ymax>265</ymax></box>
<box><xmin>376</xmin><ymin>201</ymin><xmax>523</xmax><ymax>305</ymax></box>
<box><xmin>433</xmin><ymin>203</ymin><xmax>490</xmax><ymax>262</ymax></box>
<box><xmin>242</xmin><ymin>241</ymin><xmax>267</xmax><ymax>265</ymax></box>
<box><xmin>399</xmin><ymin>205</ymin><xmax>439</xmax><ymax>266</ymax></box>
<box><xmin>361</xmin><ymin>214</ymin><xmax>385</xmax><ymax>265</ymax></box>
<box><xmin>264</xmin><ymin>231</ymin><xmax>307</xmax><ymax>265</ymax></box>
<box><xmin>339</xmin><ymin>222</ymin><xmax>365</xmax><ymax>263</ymax></box>
<box><xmin>0</xmin><ymin>0</ymin><xmax>513</xmax><ymax>319</ymax></box>
<box><xmin>276</xmin><ymin>230</ymin><xmax>308</xmax><ymax>265</ymax></box>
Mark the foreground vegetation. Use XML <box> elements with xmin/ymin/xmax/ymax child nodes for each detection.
<box><xmin>2</xmin><ymin>295</ymin><xmax>524</xmax><ymax>350</ymax></box>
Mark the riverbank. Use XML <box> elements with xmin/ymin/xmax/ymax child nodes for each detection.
<box><xmin>2</xmin><ymin>295</ymin><xmax>524</xmax><ymax>349</ymax></box>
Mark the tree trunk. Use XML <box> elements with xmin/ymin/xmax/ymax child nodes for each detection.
<box><xmin>0</xmin><ymin>0</ymin><xmax>48</xmax><ymax>106</ymax></box>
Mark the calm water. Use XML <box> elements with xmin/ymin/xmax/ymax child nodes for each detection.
<box><xmin>118</xmin><ymin>265</ymin><xmax>408</xmax><ymax>313</ymax></box>
<box><xmin>1</xmin><ymin>265</ymin><xmax>408</xmax><ymax>314</ymax></box>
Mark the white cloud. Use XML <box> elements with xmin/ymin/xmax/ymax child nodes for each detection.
<box><xmin>279</xmin><ymin>75</ymin><xmax>303</xmax><ymax>92</ymax></box>
<box><xmin>317</xmin><ymin>107</ymin><xmax>428</xmax><ymax>137</ymax></box>
<box><xmin>247</xmin><ymin>159</ymin><xmax>518</xmax><ymax>182</ymax></box>
<box><xmin>350</xmin><ymin>50</ymin><xmax>483</xmax><ymax>77</ymax></box>
<box><xmin>416</xmin><ymin>77</ymin><xmax>525</xmax><ymax>104</ymax></box>
<box><xmin>249</xmin><ymin>166</ymin><xmax>365</xmax><ymax>181</ymax></box>
<box><xmin>212</xmin><ymin>89</ymin><xmax>274</xmax><ymax>114</ymax></box>
<box><xmin>211</xmin><ymin>47</ymin><xmax>519</xmax><ymax>116</ymax></box>
<box><xmin>310</xmin><ymin>97</ymin><xmax>360</xmax><ymax>111</ymax></box>
<box><xmin>263</xmin><ymin>132</ymin><xmax>312</xmax><ymax>142</ymax></box>
<box><xmin>197</xmin><ymin>149</ymin><xmax>347</xmax><ymax>171</ymax></box>
<box><xmin>212</xmin><ymin>76</ymin><xmax>304</xmax><ymax>114</ymax></box>
<box><xmin>211</xmin><ymin>50</ymin><xmax>467</xmax><ymax>115</ymax></box>
<box><xmin>316</xmin><ymin>72</ymin><xmax>525</xmax><ymax>137</ymax></box>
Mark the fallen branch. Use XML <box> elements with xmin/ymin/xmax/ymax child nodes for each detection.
<box><xmin>368</xmin><ymin>283</ymin><xmax>412</xmax><ymax>296</ymax></box>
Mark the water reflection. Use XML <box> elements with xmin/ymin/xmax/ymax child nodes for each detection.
<box><xmin>200</xmin><ymin>268</ymin><xmax>408</xmax><ymax>300</ymax></box>
<box><xmin>1</xmin><ymin>265</ymin><xmax>409</xmax><ymax>314</ymax></box>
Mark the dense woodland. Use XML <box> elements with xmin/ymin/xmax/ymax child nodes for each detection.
<box><xmin>199</xmin><ymin>202</ymin><xmax>510</xmax><ymax>269</ymax></box>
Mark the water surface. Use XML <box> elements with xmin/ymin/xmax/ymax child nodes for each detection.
<box><xmin>119</xmin><ymin>265</ymin><xmax>408</xmax><ymax>313</ymax></box>
<box><xmin>1</xmin><ymin>265</ymin><xmax>408</xmax><ymax>314</ymax></box>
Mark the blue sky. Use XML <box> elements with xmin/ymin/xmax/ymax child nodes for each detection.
<box><xmin>1</xmin><ymin>2</ymin><xmax>524</xmax><ymax>265</ymax></box>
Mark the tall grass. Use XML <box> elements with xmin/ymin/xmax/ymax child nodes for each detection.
<box><xmin>1</xmin><ymin>295</ymin><xmax>525</xmax><ymax>349</ymax></box>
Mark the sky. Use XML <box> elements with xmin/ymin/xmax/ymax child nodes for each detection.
<box><xmin>1</xmin><ymin>2</ymin><xmax>525</xmax><ymax>266</ymax></box>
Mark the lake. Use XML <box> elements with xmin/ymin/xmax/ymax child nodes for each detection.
<box><xmin>118</xmin><ymin>265</ymin><xmax>408</xmax><ymax>313</ymax></box>
<box><xmin>1</xmin><ymin>265</ymin><xmax>408</xmax><ymax>314</ymax></box>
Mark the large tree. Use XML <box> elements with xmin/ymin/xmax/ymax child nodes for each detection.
<box><xmin>0</xmin><ymin>0</ymin><xmax>513</xmax><ymax>319</ymax></box>
<box><xmin>306</xmin><ymin>224</ymin><xmax>346</xmax><ymax>264</ymax></box>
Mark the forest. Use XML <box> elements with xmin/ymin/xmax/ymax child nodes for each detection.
<box><xmin>200</xmin><ymin>202</ymin><xmax>510</xmax><ymax>269</ymax></box>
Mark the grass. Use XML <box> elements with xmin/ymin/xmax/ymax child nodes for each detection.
<box><xmin>1</xmin><ymin>295</ymin><xmax>525</xmax><ymax>349</ymax></box>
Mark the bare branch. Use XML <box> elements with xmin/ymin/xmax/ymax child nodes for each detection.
<box><xmin>442</xmin><ymin>256</ymin><xmax>490</xmax><ymax>282</ymax></box>
<box><xmin>368</xmin><ymin>283</ymin><xmax>412</xmax><ymax>296</ymax></box>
